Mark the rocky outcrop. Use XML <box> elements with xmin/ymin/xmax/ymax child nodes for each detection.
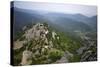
<box><xmin>14</xmin><ymin>23</ymin><xmax>65</xmax><ymax>65</ymax></box>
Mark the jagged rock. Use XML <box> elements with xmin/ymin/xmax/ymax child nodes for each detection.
<box><xmin>52</xmin><ymin>31</ymin><xmax>57</xmax><ymax>40</ymax></box>
<box><xmin>21</xmin><ymin>50</ymin><xmax>32</xmax><ymax>65</ymax></box>
<box><xmin>14</xmin><ymin>40</ymin><xmax>27</xmax><ymax>50</ymax></box>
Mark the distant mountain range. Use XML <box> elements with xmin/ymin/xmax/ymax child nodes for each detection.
<box><xmin>11</xmin><ymin>7</ymin><xmax>97</xmax><ymax>34</ymax></box>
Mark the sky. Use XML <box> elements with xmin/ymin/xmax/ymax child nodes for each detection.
<box><xmin>14</xmin><ymin>1</ymin><xmax>97</xmax><ymax>17</ymax></box>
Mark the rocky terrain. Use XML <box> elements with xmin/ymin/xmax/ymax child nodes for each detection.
<box><xmin>75</xmin><ymin>31</ymin><xmax>97</xmax><ymax>61</ymax></box>
<box><xmin>13</xmin><ymin>23</ymin><xmax>69</xmax><ymax>65</ymax></box>
<box><xmin>13</xmin><ymin>23</ymin><xmax>97</xmax><ymax>66</ymax></box>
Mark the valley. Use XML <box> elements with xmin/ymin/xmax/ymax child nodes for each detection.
<box><xmin>12</xmin><ymin>7</ymin><xmax>97</xmax><ymax>66</ymax></box>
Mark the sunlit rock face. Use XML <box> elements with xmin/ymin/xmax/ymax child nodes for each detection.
<box><xmin>21</xmin><ymin>50</ymin><xmax>32</xmax><ymax>65</ymax></box>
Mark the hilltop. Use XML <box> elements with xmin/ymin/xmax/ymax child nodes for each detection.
<box><xmin>13</xmin><ymin>23</ymin><xmax>72</xmax><ymax>65</ymax></box>
<box><xmin>13</xmin><ymin>22</ymin><xmax>97</xmax><ymax>66</ymax></box>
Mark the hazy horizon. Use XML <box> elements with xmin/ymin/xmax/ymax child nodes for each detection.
<box><xmin>13</xmin><ymin>1</ymin><xmax>97</xmax><ymax>17</ymax></box>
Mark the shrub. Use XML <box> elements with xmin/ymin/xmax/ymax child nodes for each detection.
<box><xmin>68</xmin><ymin>54</ymin><xmax>81</xmax><ymax>62</ymax></box>
<box><xmin>48</xmin><ymin>49</ymin><xmax>63</xmax><ymax>62</ymax></box>
<box><xmin>19</xmin><ymin>36</ymin><xmax>26</xmax><ymax>41</ymax></box>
